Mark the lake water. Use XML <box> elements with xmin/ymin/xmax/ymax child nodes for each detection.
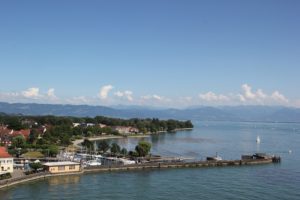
<box><xmin>1</xmin><ymin>121</ymin><xmax>300</xmax><ymax>200</ymax></box>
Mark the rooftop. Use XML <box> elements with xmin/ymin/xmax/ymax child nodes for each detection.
<box><xmin>0</xmin><ymin>147</ymin><xmax>12</xmax><ymax>158</ymax></box>
<box><xmin>43</xmin><ymin>161</ymin><xmax>80</xmax><ymax>167</ymax></box>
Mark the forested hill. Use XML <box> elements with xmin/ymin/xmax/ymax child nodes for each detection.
<box><xmin>1</xmin><ymin>102</ymin><xmax>300</xmax><ymax>123</ymax></box>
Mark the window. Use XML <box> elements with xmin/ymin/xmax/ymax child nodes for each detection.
<box><xmin>69</xmin><ymin>165</ymin><xmax>76</xmax><ymax>170</ymax></box>
<box><xmin>58</xmin><ymin>166</ymin><xmax>65</xmax><ymax>171</ymax></box>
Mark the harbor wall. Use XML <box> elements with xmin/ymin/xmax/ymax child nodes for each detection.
<box><xmin>0</xmin><ymin>158</ymin><xmax>276</xmax><ymax>190</ymax></box>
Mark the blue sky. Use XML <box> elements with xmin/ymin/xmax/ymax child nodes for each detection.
<box><xmin>0</xmin><ymin>1</ymin><xmax>299</xmax><ymax>108</ymax></box>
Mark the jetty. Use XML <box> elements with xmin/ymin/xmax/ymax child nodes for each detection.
<box><xmin>84</xmin><ymin>156</ymin><xmax>280</xmax><ymax>173</ymax></box>
<box><xmin>0</xmin><ymin>155</ymin><xmax>281</xmax><ymax>190</ymax></box>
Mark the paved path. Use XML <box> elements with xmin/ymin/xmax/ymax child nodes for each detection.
<box><xmin>11</xmin><ymin>169</ymin><xmax>25</xmax><ymax>179</ymax></box>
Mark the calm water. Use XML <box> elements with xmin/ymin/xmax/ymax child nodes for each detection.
<box><xmin>1</xmin><ymin>121</ymin><xmax>300</xmax><ymax>200</ymax></box>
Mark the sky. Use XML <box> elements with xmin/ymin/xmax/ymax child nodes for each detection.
<box><xmin>0</xmin><ymin>0</ymin><xmax>299</xmax><ymax>108</ymax></box>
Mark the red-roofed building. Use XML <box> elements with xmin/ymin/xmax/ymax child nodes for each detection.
<box><xmin>0</xmin><ymin>126</ymin><xmax>13</xmax><ymax>146</ymax></box>
<box><xmin>0</xmin><ymin>147</ymin><xmax>13</xmax><ymax>174</ymax></box>
<box><xmin>11</xmin><ymin>129</ymin><xmax>30</xmax><ymax>140</ymax></box>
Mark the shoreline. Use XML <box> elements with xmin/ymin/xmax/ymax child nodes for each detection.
<box><xmin>72</xmin><ymin>128</ymin><xmax>193</xmax><ymax>147</ymax></box>
<box><xmin>72</xmin><ymin>135</ymin><xmax>150</xmax><ymax>148</ymax></box>
<box><xmin>0</xmin><ymin>128</ymin><xmax>195</xmax><ymax>190</ymax></box>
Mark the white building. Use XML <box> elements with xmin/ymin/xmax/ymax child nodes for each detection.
<box><xmin>0</xmin><ymin>147</ymin><xmax>13</xmax><ymax>174</ymax></box>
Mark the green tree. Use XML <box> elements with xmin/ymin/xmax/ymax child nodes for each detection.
<box><xmin>110</xmin><ymin>143</ymin><xmax>121</xmax><ymax>155</ymax></box>
<box><xmin>167</xmin><ymin>120</ymin><xmax>177</xmax><ymax>132</ymax></box>
<box><xmin>12</xmin><ymin>136</ymin><xmax>26</xmax><ymax>148</ymax></box>
<box><xmin>36</xmin><ymin>138</ymin><xmax>49</xmax><ymax>145</ymax></box>
<box><xmin>6</xmin><ymin>117</ymin><xmax>23</xmax><ymax>130</ymax></box>
<box><xmin>82</xmin><ymin>139</ymin><xmax>93</xmax><ymax>151</ymax></box>
<box><xmin>42</xmin><ymin>145</ymin><xmax>59</xmax><ymax>157</ymax></box>
<box><xmin>49</xmin><ymin>145</ymin><xmax>59</xmax><ymax>157</ymax></box>
<box><xmin>120</xmin><ymin>148</ymin><xmax>128</xmax><ymax>156</ymax></box>
<box><xmin>129</xmin><ymin>150</ymin><xmax>139</xmax><ymax>157</ymax></box>
<box><xmin>29</xmin><ymin>129</ymin><xmax>40</xmax><ymax>144</ymax></box>
<box><xmin>29</xmin><ymin>162</ymin><xmax>44</xmax><ymax>172</ymax></box>
<box><xmin>97</xmin><ymin>140</ymin><xmax>110</xmax><ymax>153</ymax></box>
<box><xmin>60</xmin><ymin>133</ymin><xmax>71</xmax><ymax>146</ymax></box>
<box><xmin>135</xmin><ymin>141</ymin><xmax>151</xmax><ymax>157</ymax></box>
<box><xmin>185</xmin><ymin>120</ymin><xmax>193</xmax><ymax>128</ymax></box>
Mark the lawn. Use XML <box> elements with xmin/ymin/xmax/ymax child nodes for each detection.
<box><xmin>22</xmin><ymin>151</ymin><xmax>44</xmax><ymax>158</ymax></box>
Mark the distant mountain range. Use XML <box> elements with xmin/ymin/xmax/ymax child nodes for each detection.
<box><xmin>0</xmin><ymin>102</ymin><xmax>300</xmax><ymax>123</ymax></box>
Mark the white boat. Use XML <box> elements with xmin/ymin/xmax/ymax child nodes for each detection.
<box><xmin>117</xmin><ymin>158</ymin><xmax>136</xmax><ymax>165</ymax></box>
<box><xmin>256</xmin><ymin>136</ymin><xmax>261</xmax><ymax>144</ymax></box>
<box><xmin>86</xmin><ymin>160</ymin><xmax>102</xmax><ymax>166</ymax></box>
<box><xmin>206</xmin><ymin>153</ymin><xmax>222</xmax><ymax>161</ymax></box>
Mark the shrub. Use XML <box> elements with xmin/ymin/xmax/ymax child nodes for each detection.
<box><xmin>0</xmin><ymin>173</ymin><xmax>12</xmax><ymax>180</ymax></box>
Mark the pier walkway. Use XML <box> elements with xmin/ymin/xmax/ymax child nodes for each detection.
<box><xmin>0</xmin><ymin>157</ymin><xmax>280</xmax><ymax>190</ymax></box>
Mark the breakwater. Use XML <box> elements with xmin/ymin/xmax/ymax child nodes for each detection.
<box><xmin>0</xmin><ymin>158</ymin><xmax>279</xmax><ymax>190</ymax></box>
<box><xmin>84</xmin><ymin>158</ymin><xmax>278</xmax><ymax>173</ymax></box>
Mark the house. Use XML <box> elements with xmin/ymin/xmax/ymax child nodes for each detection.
<box><xmin>86</xmin><ymin>123</ymin><xmax>95</xmax><ymax>127</ymax></box>
<box><xmin>112</xmin><ymin>126</ymin><xmax>130</xmax><ymax>134</ymax></box>
<box><xmin>129</xmin><ymin>127</ymin><xmax>139</xmax><ymax>134</ymax></box>
<box><xmin>0</xmin><ymin>126</ymin><xmax>12</xmax><ymax>145</ymax></box>
<box><xmin>73</xmin><ymin>123</ymin><xmax>96</xmax><ymax>128</ymax></box>
<box><xmin>43</xmin><ymin>161</ymin><xmax>81</xmax><ymax>174</ymax></box>
<box><xmin>99</xmin><ymin>123</ymin><xmax>107</xmax><ymax>128</ymax></box>
<box><xmin>0</xmin><ymin>127</ymin><xmax>31</xmax><ymax>145</ymax></box>
<box><xmin>0</xmin><ymin>147</ymin><xmax>13</xmax><ymax>174</ymax></box>
<box><xmin>11</xmin><ymin>129</ymin><xmax>30</xmax><ymax>140</ymax></box>
<box><xmin>112</xmin><ymin>126</ymin><xmax>140</xmax><ymax>135</ymax></box>
<box><xmin>21</xmin><ymin>119</ymin><xmax>38</xmax><ymax>128</ymax></box>
<box><xmin>73</xmin><ymin>123</ymin><xmax>81</xmax><ymax>128</ymax></box>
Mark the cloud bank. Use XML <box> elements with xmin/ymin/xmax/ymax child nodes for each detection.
<box><xmin>0</xmin><ymin>84</ymin><xmax>297</xmax><ymax>108</ymax></box>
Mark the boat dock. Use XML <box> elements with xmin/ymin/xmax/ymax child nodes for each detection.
<box><xmin>84</xmin><ymin>157</ymin><xmax>280</xmax><ymax>173</ymax></box>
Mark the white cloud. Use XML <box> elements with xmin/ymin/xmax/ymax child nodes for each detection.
<box><xmin>239</xmin><ymin>84</ymin><xmax>268</xmax><ymax>103</ymax></box>
<box><xmin>199</xmin><ymin>92</ymin><xmax>230</xmax><ymax>102</ymax></box>
<box><xmin>22</xmin><ymin>87</ymin><xmax>40</xmax><ymax>99</ymax></box>
<box><xmin>237</xmin><ymin>94</ymin><xmax>245</xmax><ymax>102</ymax></box>
<box><xmin>238</xmin><ymin>84</ymin><xmax>289</xmax><ymax>105</ymax></box>
<box><xmin>241</xmin><ymin>84</ymin><xmax>268</xmax><ymax>100</ymax></box>
<box><xmin>241</xmin><ymin>84</ymin><xmax>256</xmax><ymax>99</ymax></box>
<box><xmin>114</xmin><ymin>90</ymin><xmax>133</xmax><ymax>101</ymax></box>
<box><xmin>138</xmin><ymin>94</ymin><xmax>172</xmax><ymax>107</ymax></box>
<box><xmin>67</xmin><ymin>96</ymin><xmax>90</xmax><ymax>104</ymax></box>
<box><xmin>114</xmin><ymin>91</ymin><xmax>123</xmax><ymax>97</ymax></box>
<box><xmin>256</xmin><ymin>89</ymin><xmax>267</xmax><ymax>99</ymax></box>
<box><xmin>47</xmin><ymin>88</ymin><xmax>58</xmax><ymax>100</ymax></box>
<box><xmin>271</xmin><ymin>91</ymin><xmax>289</xmax><ymax>103</ymax></box>
<box><xmin>98</xmin><ymin>85</ymin><xmax>113</xmax><ymax>100</ymax></box>
<box><xmin>0</xmin><ymin>84</ymin><xmax>294</xmax><ymax>108</ymax></box>
<box><xmin>141</xmin><ymin>94</ymin><xmax>165</xmax><ymax>101</ymax></box>
<box><xmin>153</xmin><ymin>95</ymin><xmax>162</xmax><ymax>101</ymax></box>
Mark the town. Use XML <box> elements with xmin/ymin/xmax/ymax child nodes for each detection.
<box><xmin>0</xmin><ymin>114</ymin><xmax>193</xmax><ymax>184</ymax></box>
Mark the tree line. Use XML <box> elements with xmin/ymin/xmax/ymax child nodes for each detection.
<box><xmin>1</xmin><ymin>114</ymin><xmax>193</xmax><ymax>157</ymax></box>
<box><xmin>82</xmin><ymin>139</ymin><xmax>152</xmax><ymax>158</ymax></box>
